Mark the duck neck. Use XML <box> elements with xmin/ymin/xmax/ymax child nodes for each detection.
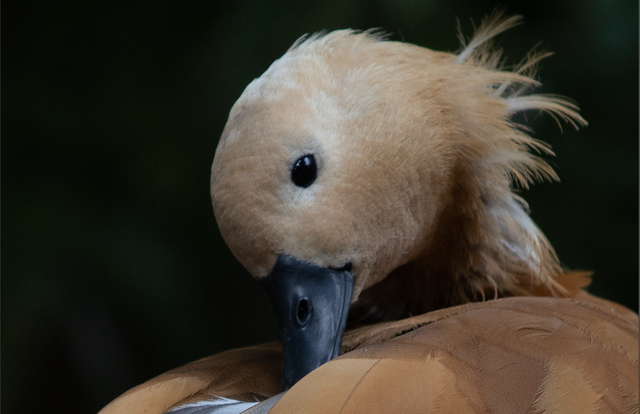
<box><xmin>347</xmin><ymin>161</ymin><xmax>566</xmax><ymax>328</ymax></box>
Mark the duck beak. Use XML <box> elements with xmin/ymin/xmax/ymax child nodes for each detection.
<box><xmin>260</xmin><ymin>255</ymin><xmax>354</xmax><ymax>391</ymax></box>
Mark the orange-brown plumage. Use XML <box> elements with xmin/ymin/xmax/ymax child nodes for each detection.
<box><xmin>100</xmin><ymin>292</ymin><xmax>638</xmax><ymax>413</ymax></box>
<box><xmin>276</xmin><ymin>295</ymin><xmax>638</xmax><ymax>414</ymax></box>
<box><xmin>99</xmin><ymin>12</ymin><xmax>638</xmax><ymax>414</ymax></box>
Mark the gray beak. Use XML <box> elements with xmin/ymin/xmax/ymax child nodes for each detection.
<box><xmin>260</xmin><ymin>255</ymin><xmax>354</xmax><ymax>391</ymax></box>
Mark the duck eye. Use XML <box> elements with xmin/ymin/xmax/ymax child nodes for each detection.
<box><xmin>291</xmin><ymin>154</ymin><xmax>317</xmax><ymax>188</ymax></box>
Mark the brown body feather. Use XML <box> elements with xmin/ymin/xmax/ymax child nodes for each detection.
<box><xmin>100</xmin><ymin>294</ymin><xmax>638</xmax><ymax>413</ymax></box>
<box><xmin>282</xmin><ymin>295</ymin><xmax>639</xmax><ymax>414</ymax></box>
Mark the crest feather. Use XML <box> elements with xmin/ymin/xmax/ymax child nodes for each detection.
<box><xmin>455</xmin><ymin>11</ymin><xmax>523</xmax><ymax>66</ymax></box>
<box><xmin>449</xmin><ymin>12</ymin><xmax>588</xmax><ymax>300</ymax></box>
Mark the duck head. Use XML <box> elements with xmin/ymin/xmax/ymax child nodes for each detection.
<box><xmin>210</xmin><ymin>14</ymin><xmax>586</xmax><ymax>391</ymax></box>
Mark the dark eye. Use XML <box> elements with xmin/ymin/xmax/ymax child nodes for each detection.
<box><xmin>291</xmin><ymin>154</ymin><xmax>317</xmax><ymax>188</ymax></box>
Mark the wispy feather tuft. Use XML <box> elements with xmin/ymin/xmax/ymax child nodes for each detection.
<box><xmin>455</xmin><ymin>11</ymin><xmax>523</xmax><ymax>66</ymax></box>
<box><xmin>447</xmin><ymin>12</ymin><xmax>587</xmax><ymax>300</ymax></box>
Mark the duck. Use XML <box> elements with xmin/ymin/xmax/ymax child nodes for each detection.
<box><xmin>99</xmin><ymin>12</ymin><xmax>639</xmax><ymax>414</ymax></box>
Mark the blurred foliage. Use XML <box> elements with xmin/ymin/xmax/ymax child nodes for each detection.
<box><xmin>3</xmin><ymin>0</ymin><xmax>637</xmax><ymax>413</ymax></box>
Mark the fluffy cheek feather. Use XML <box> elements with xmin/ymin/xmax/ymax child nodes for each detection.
<box><xmin>211</xmin><ymin>114</ymin><xmax>291</xmax><ymax>277</ymax></box>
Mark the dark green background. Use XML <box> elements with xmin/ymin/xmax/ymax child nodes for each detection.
<box><xmin>3</xmin><ymin>1</ymin><xmax>638</xmax><ymax>413</ymax></box>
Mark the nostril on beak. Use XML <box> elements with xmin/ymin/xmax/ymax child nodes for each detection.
<box><xmin>296</xmin><ymin>299</ymin><xmax>310</xmax><ymax>326</ymax></box>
